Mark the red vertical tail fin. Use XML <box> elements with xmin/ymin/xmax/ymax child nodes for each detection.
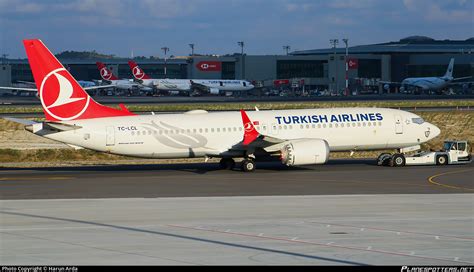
<box><xmin>128</xmin><ymin>60</ymin><xmax>151</xmax><ymax>80</ymax></box>
<box><xmin>24</xmin><ymin>39</ymin><xmax>135</xmax><ymax>121</ymax></box>
<box><xmin>96</xmin><ymin>62</ymin><xmax>119</xmax><ymax>81</ymax></box>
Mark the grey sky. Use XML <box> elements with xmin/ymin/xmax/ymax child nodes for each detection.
<box><xmin>0</xmin><ymin>0</ymin><xmax>472</xmax><ymax>58</ymax></box>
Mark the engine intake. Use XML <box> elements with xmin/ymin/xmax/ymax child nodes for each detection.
<box><xmin>280</xmin><ymin>139</ymin><xmax>330</xmax><ymax>166</ymax></box>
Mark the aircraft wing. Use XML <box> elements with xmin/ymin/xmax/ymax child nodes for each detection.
<box><xmin>83</xmin><ymin>84</ymin><xmax>115</xmax><ymax>90</ymax></box>
<box><xmin>225</xmin><ymin>110</ymin><xmax>286</xmax><ymax>153</ymax></box>
<box><xmin>0</xmin><ymin>86</ymin><xmax>37</xmax><ymax>92</ymax></box>
<box><xmin>378</xmin><ymin>81</ymin><xmax>412</xmax><ymax>86</ymax></box>
<box><xmin>379</xmin><ymin>81</ymin><xmax>398</xmax><ymax>84</ymax></box>
<box><xmin>16</xmin><ymin>80</ymin><xmax>36</xmax><ymax>85</ymax></box>
<box><xmin>452</xmin><ymin>76</ymin><xmax>473</xmax><ymax>81</ymax></box>
<box><xmin>378</xmin><ymin>81</ymin><xmax>406</xmax><ymax>87</ymax></box>
<box><xmin>0</xmin><ymin>85</ymin><xmax>115</xmax><ymax>92</ymax></box>
<box><xmin>448</xmin><ymin>81</ymin><xmax>474</xmax><ymax>86</ymax></box>
<box><xmin>190</xmin><ymin>80</ymin><xmax>209</xmax><ymax>90</ymax></box>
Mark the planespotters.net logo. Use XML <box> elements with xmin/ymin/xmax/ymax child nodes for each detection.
<box><xmin>40</xmin><ymin>68</ymin><xmax>90</xmax><ymax>121</ymax></box>
<box><xmin>401</xmin><ymin>266</ymin><xmax>474</xmax><ymax>272</ymax></box>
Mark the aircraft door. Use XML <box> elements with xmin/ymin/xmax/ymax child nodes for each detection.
<box><xmin>106</xmin><ymin>126</ymin><xmax>115</xmax><ymax>146</ymax></box>
<box><xmin>457</xmin><ymin>142</ymin><xmax>468</xmax><ymax>158</ymax></box>
<box><xmin>394</xmin><ymin>115</ymin><xmax>403</xmax><ymax>134</ymax></box>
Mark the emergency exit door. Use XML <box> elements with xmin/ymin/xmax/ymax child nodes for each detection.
<box><xmin>106</xmin><ymin>126</ymin><xmax>115</xmax><ymax>146</ymax></box>
<box><xmin>394</xmin><ymin>115</ymin><xmax>403</xmax><ymax>134</ymax></box>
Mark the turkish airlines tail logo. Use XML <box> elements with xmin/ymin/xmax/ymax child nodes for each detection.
<box><xmin>46</xmin><ymin>71</ymin><xmax>85</xmax><ymax>108</ymax></box>
<box><xmin>96</xmin><ymin>62</ymin><xmax>118</xmax><ymax>81</ymax></box>
<box><xmin>128</xmin><ymin>60</ymin><xmax>150</xmax><ymax>80</ymax></box>
<box><xmin>24</xmin><ymin>39</ymin><xmax>135</xmax><ymax>121</ymax></box>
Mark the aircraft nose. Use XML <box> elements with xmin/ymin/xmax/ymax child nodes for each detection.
<box><xmin>427</xmin><ymin>123</ymin><xmax>441</xmax><ymax>140</ymax></box>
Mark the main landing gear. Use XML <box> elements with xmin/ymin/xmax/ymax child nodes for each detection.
<box><xmin>219</xmin><ymin>158</ymin><xmax>235</xmax><ymax>170</ymax></box>
<box><xmin>377</xmin><ymin>153</ymin><xmax>405</xmax><ymax>167</ymax></box>
<box><xmin>241</xmin><ymin>158</ymin><xmax>256</xmax><ymax>172</ymax></box>
<box><xmin>219</xmin><ymin>157</ymin><xmax>256</xmax><ymax>172</ymax></box>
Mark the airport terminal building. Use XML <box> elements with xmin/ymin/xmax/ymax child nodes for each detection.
<box><xmin>1</xmin><ymin>36</ymin><xmax>473</xmax><ymax>94</ymax></box>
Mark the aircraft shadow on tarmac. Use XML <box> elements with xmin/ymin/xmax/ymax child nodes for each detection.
<box><xmin>0</xmin><ymin>159</ymin><xmax>377</xmax><ymax>174</ymax></box>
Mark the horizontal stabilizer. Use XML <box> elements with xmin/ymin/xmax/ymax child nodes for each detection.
<box><xmin>3</xmin><ymin>117</ymin><xmax>38</xmax><ymax>126</ymax></box>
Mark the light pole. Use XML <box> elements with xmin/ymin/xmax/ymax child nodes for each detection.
<box><xmin>283</xmin><ymin>45</ymin><xmax>290</xmax><ymax>56</ymax></box>
<box><xmin>330</xmin><ymin>39</ymin><xmax>339</xmax><ymax>93</ymax></box>
<box><xmin>342</xmin><ymin>38</ymin><xmax>349</xmax><ymax>96</ymax></box>
<box><xmin>161</xmin><ymin>47</ymin><xmax>169</xmax><ymax>78</ymax></box>
<box><xmin>238</xmin><ymin>41</ymin><xmax>245</xmax><ymax>79</ymax></box>
<box><xmin>189</xmin><ymin>43</ymin><xmax>194</xmax><ymax>56</ymax></box>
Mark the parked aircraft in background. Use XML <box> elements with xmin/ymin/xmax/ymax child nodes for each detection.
<box><xmin>96</xmin><ymin>62</ymin><xmax>152</xmax><ymax>93</ymax></box>
<box><xmin>128</xmin><ymin>60</ymin><xmax>254</xmax><ymax>95</ymax></box>
<box><xmin>380</xmin><ymin>58</ymin><xmax>472</xmax><ymax>94</ymax></box>
<box><xmin>6</xmin><ymin>39</ymin><xmax>441</xmax><ymax>172</ymax></box>
<box><xmin>77</xmin><ymin>80</ymin><xmax>97</xmax><ymax>88</ymax></box>
<box><xmin>0</xmin><ymin>78</ymin><xmax>112</xmax><ymax>95</ymax></box>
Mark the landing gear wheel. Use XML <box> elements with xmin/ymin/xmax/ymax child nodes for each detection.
<box><xmin>377</xmin><ymin>153</ymin><xmax>392</xmax><ymax>166</ymax></box>
<box><xmin>390</xmin><ymin>153</ymin><xmax>406</xmax><ymax>167</ymax></box>
<box><xmin>436</xmin><ymin>155</ymin><xmax>448</xmax><ymax>165</ymax></box>
<box><xmin>241</xmin><ymin>159</ymin><xmax>256</xmax><ymax>172</ymax></box>
<box><xmin>219</xmin><ymin>158</ymin><xmax>235</xmax><ymax>170</ymax></box>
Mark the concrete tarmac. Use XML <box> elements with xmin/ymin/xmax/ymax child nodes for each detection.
<box><xmin>0</xmin><ymin>159</ymin><xmax>472</xmax><ymax>199</ymax></box>
<box><xmin>0</xmin><ymin>160</ymin><xmax>472</xmax><ymax>265</ymax></box>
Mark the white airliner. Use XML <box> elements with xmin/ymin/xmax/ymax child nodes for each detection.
<box><xmin>96</xmin><ymin>62</ymin><xmax>152</xmax><ymax>92</ymax></box>
<box><xmin>7</xmin><ymin>39</ymin><xmax>441</xmax><ymax>171</ymax></box>
<box><xmin>128</xmin><ymin>60</ymin><xmax>254</xmax><ymax>95</ymax></box>
<box><xmin>381</xmin><ymin>58</ymin><xmax>472</xmax><ymax>93</ymax></box>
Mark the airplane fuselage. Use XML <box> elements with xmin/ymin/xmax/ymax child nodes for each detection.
<box><xmin>402</xmin><ymin>77</ymin><xmax>452</xmax><ymax>91</ymax></box>
<box><xmin>42</xmin><ymin>108</ymin><xmax>439</xmax><ymax>159</ymax></box>
<box><xmin>141</xmin><ymin>79</ymin><xmax>254</xmax><ymax>92</ymax></box>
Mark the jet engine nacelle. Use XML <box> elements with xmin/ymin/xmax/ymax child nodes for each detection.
<box><xmin>383</xmin><ymin>84</ymin><xmax>390</xmax><ymax>91</ymax></box>
<box><xmin>280</xmin><ymin>139</ymin><xmax>330</xmax><ymax>166</ymax></box>
<box><xmin>209</xmin><ymin>87</ymin><xmax>220</xmax><ymax>95</ymax></box>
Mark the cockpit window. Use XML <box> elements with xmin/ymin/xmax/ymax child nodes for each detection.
<box><xmin>411</xmin><ymin>118</ymin><xmax>424</xmax><ymax>124</ymax></box>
